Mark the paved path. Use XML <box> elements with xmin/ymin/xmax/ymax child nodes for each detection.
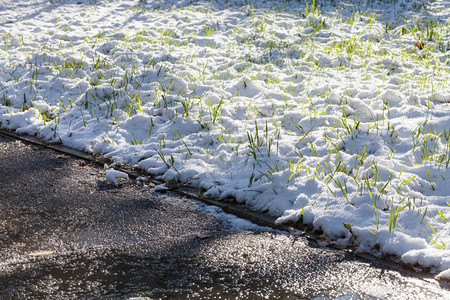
<box><xmin>0</xmin><ymin>133</ymin><xmax>449</xmax><ymax>299</ymax></box>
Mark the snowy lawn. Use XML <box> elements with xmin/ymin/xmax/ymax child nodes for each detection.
<box><xmin>1</xmin><ymin>0</ymin><xmax>449</xmax><ymax>277</ymax></box>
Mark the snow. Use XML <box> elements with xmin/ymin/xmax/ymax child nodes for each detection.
<box><xmin>105</xmin><ymin>169</ymin><xmax>129</xmax><ymax>187</ymax></box>
<box><xmin>436</xmin><ymin>268</ymin><xmax>450</xmax><ymax>281</ymax></box>
<box><xmin>0</xmin><ymin>0</ymin><xmax>449</xmax><ymax>274</ymax></box>
<box><xmin>154</xmin><ymin>183</ymin><xmax>167</xmax><ymax>192</ymax></box>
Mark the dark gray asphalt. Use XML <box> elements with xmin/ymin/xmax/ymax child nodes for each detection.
<box><xmin>0</xmin><ymin>132</ymin><xmax>449</xmax><ymax>299</ymax></box>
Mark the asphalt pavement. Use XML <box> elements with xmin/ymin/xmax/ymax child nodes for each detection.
<box><xmin>0</xmin><ymin>132</ymin><xmax>449</xmax><ymax>299</ymax></box>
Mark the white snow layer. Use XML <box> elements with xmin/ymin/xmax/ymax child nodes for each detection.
<box><xmin>0</xmin><ymin>0</ymin><xmax>449</xmax><ymax>274</ymax></box>
<box><xmin>105</xmin><ymin>168</ymin><xmax>129</xmax><ymax>187</ymax></box>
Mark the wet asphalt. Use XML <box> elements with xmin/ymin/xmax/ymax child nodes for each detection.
<box><xmin>0</xmin><ymin>132</ymin><xmax>449</xmax><ymax>299</ymax></box>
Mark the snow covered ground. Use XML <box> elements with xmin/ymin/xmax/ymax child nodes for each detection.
<box><xmin>0</xmin><ymin>0</ymin><xmax>449</xmax><ymax>277</ymax></box>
